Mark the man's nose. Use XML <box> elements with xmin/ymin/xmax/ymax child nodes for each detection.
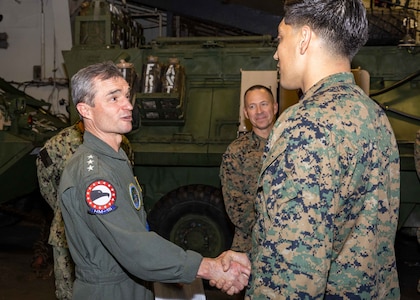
<box><xmin>124</xmin><ymin>97</ymin><xmax>133</xmax><ymax>110</ymax></box>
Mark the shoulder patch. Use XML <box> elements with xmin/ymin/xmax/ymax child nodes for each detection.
<box><xmin>38</xmin><ymin>147</ymin><xmax>53</xmax><ymax>168</ymax></box>
<box><xmin>129</xmin><ymin>182</ymin><xmax>143</xmax><ymax>210</ymax></box>
<box><xmin>86</xmin><ymin>180</ymin><xmax>118</xmax><ymax>215</ymax></box>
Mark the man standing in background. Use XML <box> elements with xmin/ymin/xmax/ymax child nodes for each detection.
<box><xmin>220</xmin><ymin>84</ymin><xmax>278</xmax><ymax>253</ymax></box>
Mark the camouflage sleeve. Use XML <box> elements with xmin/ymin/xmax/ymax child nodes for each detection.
<box><xmin>220</xmin><ymin>148</ymin><xmax>255</xmax><ymax>234</ymax></box>
<box><xmin>255</xmin><ymin>129</ymin><xmax>339</xmax><ymax>297</ymax></box>
<box><xmin>36</xmin><ymin>146</ymin><xmax>61</xmax><ymax>210</ymax></box>
<box><xmin>121</xmin><ymin>135</ymin><xmax>134</xmax><ymax>165</ymax></box>
<box><xmin>36</xmin><ymin>124</ymin><xmax>83</xmax><ymax>211</ymax></box>
<box><xmin>415</xmin><ymin>129</ymin><xmax>420</xmax><ymax>179</ymax></box>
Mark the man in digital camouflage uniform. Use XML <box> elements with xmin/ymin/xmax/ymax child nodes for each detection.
<box><xmin>36</xmin><ymin>120</ymin><xmax>134</xmax><ymax>300</ymax></box>
<box><xmin>247</xmin><ymin>0</ymin><xmax>400</xmax><ymax>298</ymax></box>
<box><xmin>220</xmin><ymin>85</ymin><xmax>278</xmax><ymax>253</ymax></box>
<box><xmin>415</xmin><ymin>128</ymin><xmax>420</xmax><ymax>293</ymax></box>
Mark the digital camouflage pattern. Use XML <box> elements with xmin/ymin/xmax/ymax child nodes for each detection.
<box><xmin>36</xmin><ymin>121</ymin><xmax>134</xmax><ymax>300</ymax></box>
<box><xmin>51</xmin><ymin>246</ymin><xmax>74</xmax><ymax>300</ymax></box>
<box><xmin>247</xmin><ymin>73</ymin><xmax>400</xmax><ymax>299</ymax></box>
<box><xmin>220</xmin><ymin>131</ymin><xmax>266</xmax><ymax>252</ymax></box>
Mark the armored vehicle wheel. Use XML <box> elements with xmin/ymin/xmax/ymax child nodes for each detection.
<box><xmin>147</xmin><ymin>184</ymin><xmax>234</xmax><ymax>258</ymax></box>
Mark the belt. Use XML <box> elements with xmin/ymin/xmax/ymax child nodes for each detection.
<box><xmin>75</xmin><ymin>266</ymin><xmax>128</xmax><ymax>284</ymax></box>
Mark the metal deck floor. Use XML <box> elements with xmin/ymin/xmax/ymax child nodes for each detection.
<box><xmin>1</xmin><ymin>213</ymin><xmax>419</xmax><ymax>300</ymax></box>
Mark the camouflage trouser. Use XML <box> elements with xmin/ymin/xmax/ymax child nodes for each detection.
<box><xmin>52</xmin><ymin>246</ymin><xmax>75</xmax><ymax>300</ymax></box>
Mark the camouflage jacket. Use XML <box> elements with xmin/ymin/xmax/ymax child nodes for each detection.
<box><xmin>220</xmin><ymin>131</ymin><xmax>266</xmax><ymax>252</ymax></box>
<box><xmin>36</xmin><ymin>121</ymin><xmax>134</xmax><ymax>247</ymax></box>
<box><xmin>247</xmin><ymin>73</ymin><xmax>400</xmax><ymax>299</ymax></box>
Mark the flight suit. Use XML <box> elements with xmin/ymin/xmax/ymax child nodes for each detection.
<box><xmin>36</xmin><ymin>121</ymin><xmax>134</xmax><ymax>300</ymax></box>
<box><xmin>59</xmin><ymin>131</ymin><xmax>202</xmax><ymax>300</ymax></box>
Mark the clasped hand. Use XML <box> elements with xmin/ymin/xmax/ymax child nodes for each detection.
<box><xmin>198</xmin><ymin>250</ymin><xmax>250</xmax><ymax>295</ymax></box>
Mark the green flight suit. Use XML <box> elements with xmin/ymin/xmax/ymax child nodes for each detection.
<box><xmin>59</xmin><ymin>131</ymin><xmax>202</xmax><ymax>300</ymax></box>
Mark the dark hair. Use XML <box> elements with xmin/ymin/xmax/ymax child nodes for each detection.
<box><xmin>283</xmin><ymin>0</ymin><xmax>368</xmax><ymax>59</ymax></box>
<box><xmin>71</xmin><ymin>61</ymin><xmax>124</xmax><ymax>106</ymax></box>
<box><xmin>244</xmin><ymin>84</ymin><xmax>275</xmax><ymax>102</ymax></box>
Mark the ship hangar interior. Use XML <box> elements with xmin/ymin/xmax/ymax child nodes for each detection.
<box><xmin>0</xmin><ymin>0</ymin><xmax>420</xmax><ymax>299</ymax></box>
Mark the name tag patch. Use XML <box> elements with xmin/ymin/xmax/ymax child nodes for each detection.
<box><xmin>86</xmin><ymin>180</ymin><xmax>117</xmax><ymax>215</ymax></box>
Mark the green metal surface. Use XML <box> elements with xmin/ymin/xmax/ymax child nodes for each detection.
<box><xmin>63</xmin><ymin>42</ymin><xmax>420</xmax><ymax>230</ymax></box>
<box><xmin>62</xmin><ymin>42</ymin><xmax>420</xmax><ymax>231</ymax></box>
<box><xmin>62</xmin><ymin>36</ymin><xmax>278</xmax><ymax>209</ymax></box>
<box><xmin>0</xmin><ymin>78</ymin><xmax>68</xmax><ymax>204</ymax></box>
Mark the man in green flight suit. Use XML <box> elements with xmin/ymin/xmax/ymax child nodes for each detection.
<box><xmin>36</xmin><ymin>120</ymin><xmax>133</xmax><ymax>300</ymax></box>
<box><xmin>58</xmin><ymin>61</ymin><xmax>250</xmax><ymax>300</ymax></box>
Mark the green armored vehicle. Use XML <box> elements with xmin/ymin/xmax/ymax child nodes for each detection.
<box><xmin>61</xmin><ymin>1</ymin><xmax>420</xmax><ymax>258</ymax></box>
<box><xmin>63</xmin><ymin>34</ymin><xmax>278</xmax><ymax>257</ymax></box>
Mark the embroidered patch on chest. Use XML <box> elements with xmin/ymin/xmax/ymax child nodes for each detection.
<box><xmin>129</xmin><ymin>183</ymin><xmax>143</xmax><ymax>210</ymax></box>
<box><xmin>85</xmin><ymin>180</ymin><xmax>117</xmax><ymax>215</ymax></box>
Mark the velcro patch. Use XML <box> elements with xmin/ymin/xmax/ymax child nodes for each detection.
<box><xmin>86</xmin><ymin>180</ymin><xmax>117</xmax><ymax>215</ymax></box>
<box><xmin>39</xmin><ymin>148</ymin><xmax>53</xmax><ymax>168</ymax></box>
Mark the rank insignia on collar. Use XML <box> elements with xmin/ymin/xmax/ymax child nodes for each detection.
<box><xmin>129</xmin><ymin>182</ymin><xmax>143</xmax><ymax>210</ymax></box>
<box><xmin>85</xmin><ymin>180</ymin><xmax>118</xmax><ymax>215</ymax></box>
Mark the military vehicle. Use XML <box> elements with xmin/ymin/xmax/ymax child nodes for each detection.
<box><xmin>58</xmin><ymin>0</ymin><xmax>420</xmax><ymax>258</ymax></box>
<box><xmin>63</xmin><ymin>34</ymin><xmax>278</xmax><ymax>257</ymax></box>
<box><xmin>1</xmin><ymin>0</ymin><xmax>419</xmax><ymax>259</ymax></box>
<box><xmin>0</xmin><ymin>78</ymin><xmax>68</xmax><ymax>225</ymax></box>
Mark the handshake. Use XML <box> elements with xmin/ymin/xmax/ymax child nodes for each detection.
<box><xmin>197</xmin><ymin>250</ymin><xmax>251</xmax><ymax>295</ymax></box>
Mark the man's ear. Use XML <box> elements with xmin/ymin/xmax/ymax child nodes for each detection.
<box><xmin>76</xmin><ymin>102</ymin><xmax>91</xmax><ymax>119</ymax></box>
<box><xmin>273</xmin><ymin>101</ymin><xmax>279</xmax><ymax>115</ymax></box>
<box><xmin>299</xmin><ymin>25</ymin><xmax>311</xmax><ymax>55</ymax></box>
<box><xmin>243</xmin><ymin>108</ymin><xmax>249</xmax><ymax>120</ymax></box>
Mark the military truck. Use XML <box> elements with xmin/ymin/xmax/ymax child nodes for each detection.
<box><xmin>60</xmin><ymin>1</ymin><xmax>420</xmax><ymax>258</ymax></box>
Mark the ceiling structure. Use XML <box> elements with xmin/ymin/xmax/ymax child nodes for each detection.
<box><xmin>126</xmin><ymin>0</ymin><xmax>283</xmax><ymax>37</ymax></box>
<box><xmin>122</xmin><ymin>0</ymin><xmax>419</xmax><ymax>45</ymax></box>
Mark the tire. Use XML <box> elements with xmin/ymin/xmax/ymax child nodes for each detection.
<box><xmin>147</xmin><ymin>184</ymin><xmax>234</xmax><ymax>258</ymax></box>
